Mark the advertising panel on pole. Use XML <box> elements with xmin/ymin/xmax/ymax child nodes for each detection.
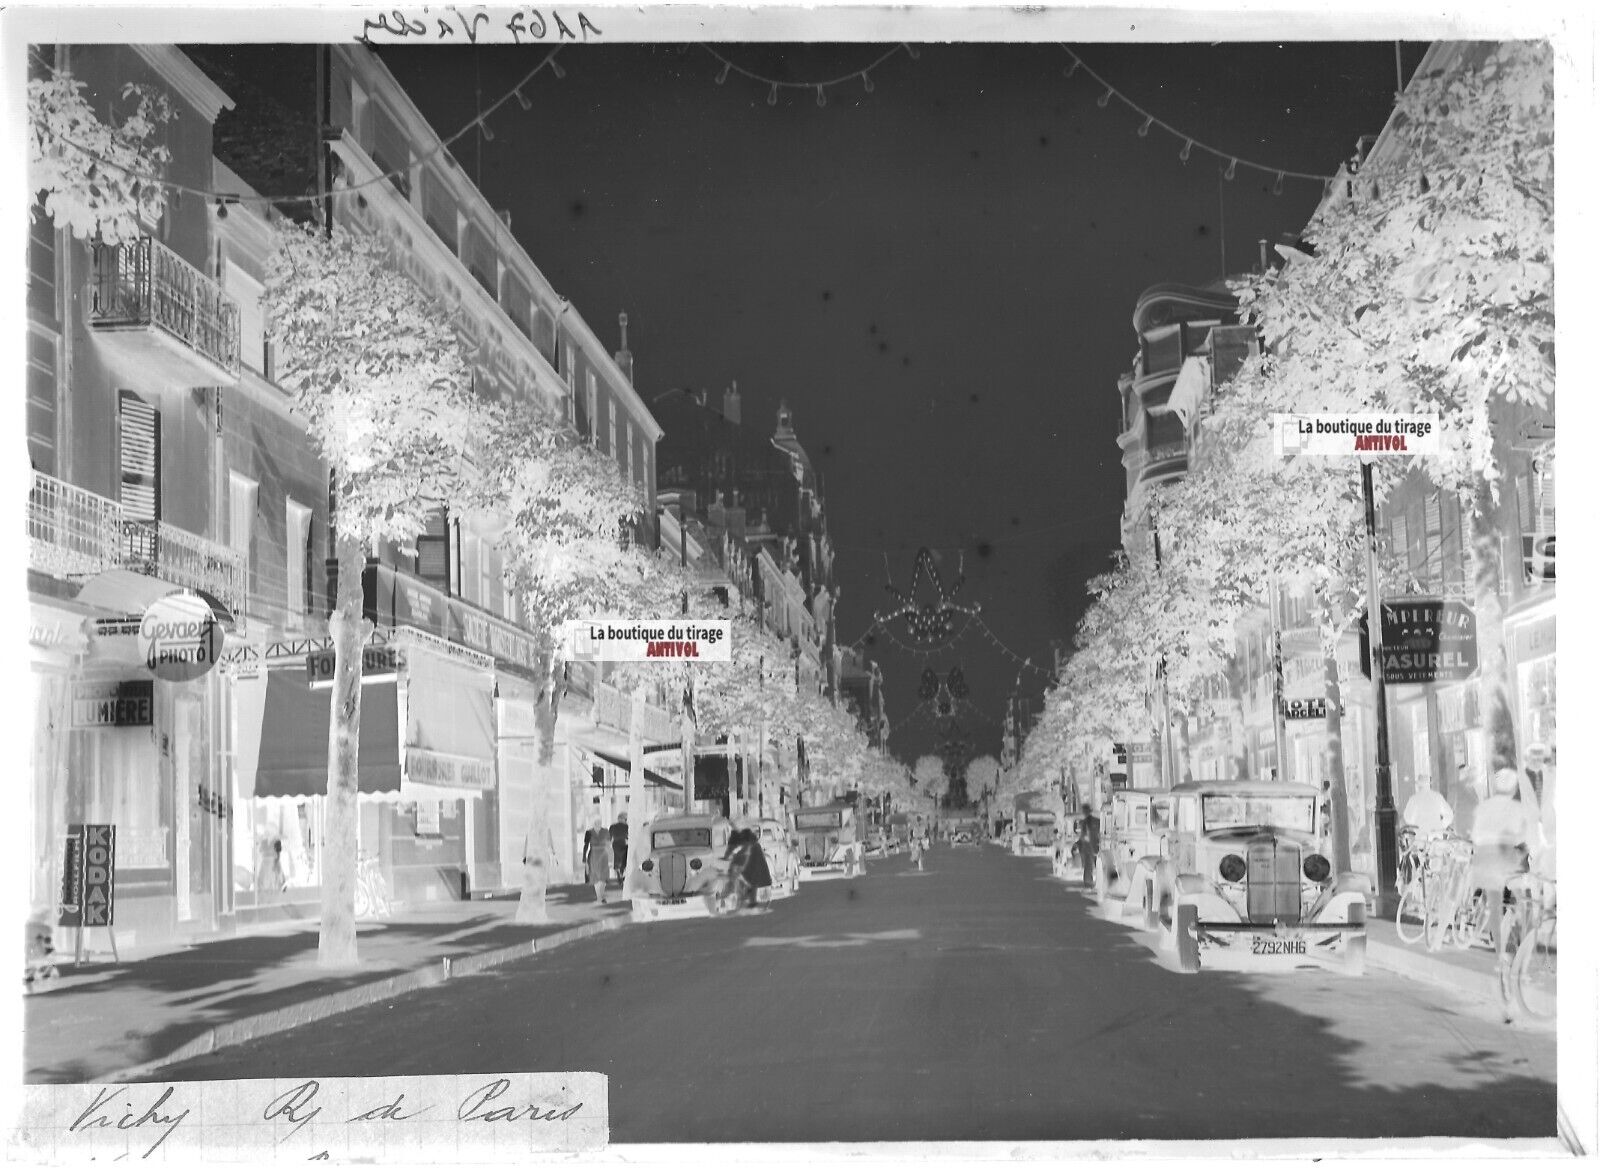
<box><xmin>57</xmin><ymin>825</ymin><xmax>115</xmax><ymax>928</ymax></box>
<box><xmin>1358</xmin><ymin>599</ymin><xmax>1479</xmax><ymax>684</ymax></box>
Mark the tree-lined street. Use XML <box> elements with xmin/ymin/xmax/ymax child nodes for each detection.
<box><xmin>141</xmin><ymin>846</ymin><xmax>1556</xmax><ymax>1143</ymax></box>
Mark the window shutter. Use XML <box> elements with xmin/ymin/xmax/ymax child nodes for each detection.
<box><xmin>118</xmin><ymin>390</ymin><xmax>161</xmax><ymax>523</ymax></box>
<box><xmin>416</xmin><ymin>508</ymin><xmax>451</xmax><ymax>589</ymax></box>
<box><xmin>26</xmin><ymin>329</ymin><xmax>58</xmax><ymax>474</ymax></box>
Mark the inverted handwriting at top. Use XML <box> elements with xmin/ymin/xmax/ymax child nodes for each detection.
<box><xmin>359</xmin><ymin>6</ymin><xmax>604</xmax><ymax>44</ymax></box>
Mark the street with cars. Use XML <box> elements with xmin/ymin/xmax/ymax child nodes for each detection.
<box><xmin>138</xmin><ymin>833</ymin><xmax>1557</xmax><ymax>1144</ymax></box>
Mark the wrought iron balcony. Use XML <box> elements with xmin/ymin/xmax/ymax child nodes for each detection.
<box><xmin>89</xmin><ymin>234</ymin><xmax>241</xmax><ymax>382</ymax></box>
<box><xmin>28</xmin><ymin>470</ymin><xmax>123</xmax><ymax>579</ymax></box>
<box><xmin>121</xmin><ymin>519</ymin><xmax>247</xmax><ymax>617</ymax></box>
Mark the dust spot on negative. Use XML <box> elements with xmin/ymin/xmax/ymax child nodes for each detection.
<box><xmin>822</xmin><ymin>290</ymin><xmax>833</xmax><ymax>301</ymax></box>
<box><xmin>969</xmin><ymin>392</ymin><xmax>980</xmax><ymax>403</ymax></box>
<box><xmin>1197</xmin><ymin>223</ymin><xmax>1210</xmax><ymax>237</ymax></box>
<box><xmin>879</xmin><ymin>341</ymin><xmax>890</xmax><ymax>353</ymax></box>
<box><xmin>570</xmin><ymin>199</ymin><xmax>587</xmax><ymax>219</ymax></box>
<box><xmin>869</xmin><ymin>323</ymin><xmax>878</xmax><ymax>335</ymax></box>
<box><xmin>970</xmin><ymin>148</ymin><xmax>981</xmax><ymax>160</ymax></box>
<box><xmin>1039</xmin><ymin>134</ymin><xmax>1049</xmax><ymax>147</ymax></box>
<box><xmin>1011</xmin><ymin>515</ymin><xmax>1021</xmax><ymax>526</ymax></box>
<box><xmin>822</xmin><ymin>444</ymin><xmax>834</xmax><ymax>456</ymax></box>
<box><xmin>902</xmin><ymin>356</ymin><xmax>912</xmax><ymax>367</ymax></box>
<box><xmin>976</xmin><ymin>540</ymin><xmax>994</xmax><ymax>559</ymax></box>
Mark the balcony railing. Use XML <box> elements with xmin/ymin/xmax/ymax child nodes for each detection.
<box><xmin>90</xmin><ymin>234</ymin><xmax>241</xmax><ymax>380</ymax></box>
<box><xmin>28</xmin><ymin>470</ymin><xmax>122</xmax><ymax>579</ymax></box>
<box><xmin>594</xmin><ymin>680</ymin><xmax>679</xmax><ymax>745</ymax></box>
<box><xmin>121</xmin><ymin>520</ymin><xmax>247</xmax><ymax>617</ymax></box>
<box><xmin>1132</xmin><ymin>441</ymin><xmax>1190</xmax><ymax>476</ymax></box>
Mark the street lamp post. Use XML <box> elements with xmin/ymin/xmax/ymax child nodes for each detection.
<box><xmin>1361</xmin><ymin>460</ymin><xmax>1399</xmax><ymax>916</ymax></box>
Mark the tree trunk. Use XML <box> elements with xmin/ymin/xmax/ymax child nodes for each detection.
<box><xmin>533</xmin><ymin>632</ymin><xmax>560</xmax><ymax>767</ymax></box>
<box><xmin>680</xmin><ymin>677</ymin><xmax>696</xmax><ymax>809</ymax></box>
<box><xmin>1171</xmin><ymin>709</ymin><xmax>1193</xmax><ymax>785</ymax></box>
<box><xmin>1320</xmin><ymin>634</ymin><xmax>1352</xmax><ymax>874</ymax></box>
<box><xmin>1468</xmin><ymin>479</ymin><xmax>1518</xmax><ymax>772</ymax></box>
<box><xmin>318</xmin><ymin>532</ymin><xmax>366</xmax><ymax>968</ymax></box>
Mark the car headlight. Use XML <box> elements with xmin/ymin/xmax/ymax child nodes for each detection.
<box><xmin>1219</xmin><ymin>854</ymin><xmax>1246</xmax><ymax>882</ymax></box>
<box><xmin>641</xmin><ymin>859</ymin><xmax>654</xmax><ymax>872</ymax></box>
<box><xmin>689</xmin><ymin>858</ymin><xmax>702</xmax><ymax>871</ymax></box>
<box><xmin>1303</xmin><ymin>853</ymin><xmax>1331</xmax><ymax>882</ymax></box>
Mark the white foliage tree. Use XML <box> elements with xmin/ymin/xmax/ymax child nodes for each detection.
<box><xmin>29</xmin><ymin>64</ymin><xmax>171</xmax><ymax>244</ymax></box>
<box><xmin>264</xmin><ymin>221</ymin><xmax>480</xmax><ymax>967</ymax></box>
<box><xmin>913</xmin><ymin>754</ymin><xmax>948</xmax><ymax>810</ymax></box>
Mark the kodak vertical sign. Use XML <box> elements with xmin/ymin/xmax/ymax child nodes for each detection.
<box><xmin>58</xmin><ymin>825</ymin><xmax>116</xmax><ymax>929</ymax></box>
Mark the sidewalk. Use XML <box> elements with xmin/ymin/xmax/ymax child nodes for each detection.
<box><xmin>24</xmin><ymin>884</ymin><xmax>633</xmax><ymax>1085</ymax></box>
<box><xmin>1364</xmin><ymin>913</ymin><xmax>1533</xmax><ymax>1017</ymax></box>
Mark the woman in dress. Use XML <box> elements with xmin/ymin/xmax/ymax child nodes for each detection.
<box><xmin>583</xmin><ymin>821</ymin><xmax>612</xmax><ymax>904</ymax></box>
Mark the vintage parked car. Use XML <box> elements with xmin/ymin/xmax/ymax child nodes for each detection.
<box><xmin>1136</xmin><ymin>781</ymin><xmax>1369</xmax><ymax>975</ymax></box>
<box><xmin>631</xmin><ymin>813</ymin><xmax>734</xmax><ymax>922</ymax></box>
<box><xmin>793</xmin><ymin>800</ymin><xmax>864</xmax><ymax>880</ymax></box>
<box><xmin>1092</xmin><ymin>788</ymin><xmax>1176</xmax><ymax>912</ymax></box>
<box><xmin>943</xmin><ymin>813</ymin><xmax>982</xmax><ymax>846</ymax></box>
<box><xmin>1012</xmin><ymin>808</ymin><xmax>1058</xmax><ymax>858</ymax></box>
<box><xmin>752</xmin><ymin>817</ymin><xmax>802</xmax><ymax>898</ymax></box>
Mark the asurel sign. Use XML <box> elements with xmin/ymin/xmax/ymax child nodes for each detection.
<box><xmin>1360</xmin><ymin>599</ymin><xmax>1479</xmax><ymax>684</ymax></box>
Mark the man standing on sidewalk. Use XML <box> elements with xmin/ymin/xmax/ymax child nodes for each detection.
<box><xmin>610</xmin><ymin>813</ymin><xmax>630</xmax><ymax>884</ymax></box>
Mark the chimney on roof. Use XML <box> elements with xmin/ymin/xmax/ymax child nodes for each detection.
<box><xmin>614</xmin><ymin>312</ymin><xmax>633</xmax><ymax>384</ymax></box>
<box><xmin>723</xmin><ymin>380</ymin><xmax>741</xmax><ymax>425</ymax></box>
<box><xmin>497</xmin><ymin>209</ymin><xmax>513</xmax><ymax>229</ymax></box>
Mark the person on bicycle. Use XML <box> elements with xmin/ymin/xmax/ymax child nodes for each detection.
<box><xmin>1469</xmin><ymin>766</ymin><xmax>1535</xmax><ymax>946</ymax></box>
<box><xmin>1402</xmin><ymin>775</ymin><xmax>1455</xmax><ymax>839</ymax></box>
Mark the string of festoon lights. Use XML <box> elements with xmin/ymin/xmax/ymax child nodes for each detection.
<box><xmin>1058</xmin><ymin>44</ymin><xmax>1340</xmax><ymax>194</ymax></box>
<box><xmin>695</xmin><ymin>42</ymin><xmax>915</xmax><ymax>107</ymax></box>
<box><xmin>27</xmin><ymin>45</ymin><xmax>566</xmax><ymax>209</ymax></box>
<box><xmin>971</xmin><ymin>614</ymin><xmax>1058</xmax><ymax>682</ymax></box>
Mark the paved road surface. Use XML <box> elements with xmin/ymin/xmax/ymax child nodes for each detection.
<box><xmin>148</xmin><ymin>843</ymin><xmax>1557</xmax><ymax>1143</ymax></box>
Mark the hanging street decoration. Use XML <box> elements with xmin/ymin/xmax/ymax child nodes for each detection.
<box><xmin>877</xmin><ymin>547</ymin><xmax>981</xmax><ymax>647</ymax></box>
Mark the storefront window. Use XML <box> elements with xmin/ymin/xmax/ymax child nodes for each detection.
<box><xmin>70</xmin><ymin>724</ymin><xmax>165</xmax><ymax>868</ymax></box>
<box><xmin>1519</xmin><ymin>656</ymin><xmax>1556</xmax><ymax>753</ymax></box>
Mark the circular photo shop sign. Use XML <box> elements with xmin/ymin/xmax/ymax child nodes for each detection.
<box><xmin>138</xmin><ymin>592</ymin><xmax>228</xmax><ymax>682</ymax></box>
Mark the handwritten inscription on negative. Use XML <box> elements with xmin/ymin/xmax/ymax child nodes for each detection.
<box><xmin>11</xmin><ymin>1073</ymin><xmax>607</xmax><ymax>1162</ymax></box>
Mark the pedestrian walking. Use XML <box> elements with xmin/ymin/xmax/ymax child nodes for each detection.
<box><xmin>582</xmin><ymin>821</ymin><xmax>612</xmax><ymax>904</ymax></box>
<box><xmin>910</xmin><ymin>828</ymin><xmax>928</xmax><ymax>872</ymax></box>
<box><xmin>610</xmin><ymin>812</ymin><xmax>630</xmax><ymax>883</ymax></box>
<box><xmin>1071</xmin><ymin>820</ymin><xmax>1097</xmax><ymax>888</ymax></box>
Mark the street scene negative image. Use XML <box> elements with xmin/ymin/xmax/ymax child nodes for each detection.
<box><xmin>16</xmin><ymin>9</ymin><xmax>1571</xmax><ymax>1157</ymax></box>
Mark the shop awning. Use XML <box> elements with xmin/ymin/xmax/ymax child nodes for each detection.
<box><xmin>254</xmin><ymin>669</ymin><xmax>401</xmax><ymax>799</ymax></box>
<box><xmin>75</xmin><ymin>569</ymin><xmax>237</xmax><ymax>630</ymax></box>
<box><xmin>588</xmin><ymin>747</ymin><xmax>681</xmax><ymax>790</ymax></box>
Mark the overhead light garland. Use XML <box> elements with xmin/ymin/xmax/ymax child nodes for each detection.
<box><xmin>695</xmin><ymin>43</ymin><xmax>913</xmax><ymax>107</ymax></box>
<box><xmin>1058</xmin><ymin>44</ymin><xmax>1341</xmax><ymax>187</ymax></box>
<box><xmin>876</xmin><ymin>547</ymin><xmax>982</xmax><ymax>647</ymax></box>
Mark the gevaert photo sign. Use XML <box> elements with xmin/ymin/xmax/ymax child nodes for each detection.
<box><xmin>10</xmin><ymin>1073</ymin><xmax>607</xmax><ymax>1161</ymax></box>
<box><xmin>563</xmin><ymin>618</ymin><xmax>731</xmax><ymax>662</ymax></box>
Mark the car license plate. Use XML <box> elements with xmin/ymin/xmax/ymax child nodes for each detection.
<box><xmin>1251</xmin><ymin>937</ymin><xmax>1307</xmax><ymax>956</ymax></box>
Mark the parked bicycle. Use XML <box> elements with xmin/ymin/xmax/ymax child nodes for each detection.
<box><xmin>355</xmin><ymin>851</ymin><xmax>393</xmax><ymax>919</ymax></box>
<box><xmin>1420</xmin><ymin>834</ymin><xmax>1477</xmax><ymax>952</ymax></box>
<box><xmin>1500</xmin><ymin>872</ymin><xmax>1556</xmax><ymax>1021</ymax></box>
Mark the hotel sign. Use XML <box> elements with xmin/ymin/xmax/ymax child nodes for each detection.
<box><xmin>72</xmin><ymin>680</ymin><xmax>154</xmax><ymax>728</ymax></box>
<box><xmin>1281</xmin><ymin>697</ymin><xmax>1328</xmax><ymax>721</ymax></box>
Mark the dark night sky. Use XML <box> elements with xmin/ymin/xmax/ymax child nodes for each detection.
<box><xmin>379</xmin><ymin>38</ymin><xmax>1430</xmax><ymax>769</ymax></box>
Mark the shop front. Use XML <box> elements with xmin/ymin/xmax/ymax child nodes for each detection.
<box><xmin>31</xmin><ymin>583</ymin><xmax>235</xmax><ymax>950</ymax></box>
<box><xmin>241</xmin><ymin>632</ymin><xmax>497</xmax><ymax>915</ymax></box>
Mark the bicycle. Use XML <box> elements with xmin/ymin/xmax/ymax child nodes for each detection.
<box><xmin>1502</xmin><ymin>873</ymin><xmax>1556</xmax><ymax>1021</ymax></box>
<box><xmin>354</xmin><ymin>852</ymin><xmax>393</xmax><ymax>919</ymax></box>
<box><xmin>1421</xmin><ymin>835</ymin><xmax>1475</xmax><ymax>952</ymax></box>
<box><xmin>1394</xmin><ymin>827</ymin><xmax>1430</xmax><ymax>945</ymax></box>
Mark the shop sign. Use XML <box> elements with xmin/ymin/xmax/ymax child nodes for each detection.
<box><xmin>1127</xmin><ymin>742</ymin><xmax>1155</xmax><ymax>765</ymax></box>
<box><xmin>138</xmin><ymin>593</ymin><xmax>226</xmax><ymax>682</ymax></box>
<box><xmin>1522</xmin><ymin>533</ymin><xmax>1555</xmax><ymax>584</ymax></box>
<box><xmin>405</xmin><ymin>746</ymin><xmax>495</xmax><ymax>791</ymax></box>
<box><xmin>306</xmin><ymin>644</ymin><xmax>400</xmax><ymax>689</ymax></box>
<box><xmin>1513</xmin><ymin>615</ymin><xmax>1556</xmax><ymax>662</ymax></box>
<box><xmin>1282</xmin><ymin>697</ymin><xmax>1328</xmax><ymax>720</ymax></box>
<box><xmin>1359</xmin><ymin>599</ymin><xmax>1479</xmax><ymax>684</ymax></box>
<box><xmin>1111</xmin><ymin>743</ymin><xmax>1129</xmax><ymax>767</ymax></box>
<box><xmin>394</xmin><ymin>575</ymin><xmax>445</xmax><ymax>634</ymax></box>
<box><xmin>58</xmin><ymin>824</ymin><xmax>115</xmax><ymax>928</ymax></box>
<box><xmin>71</xmin><ymin>680</ymin><xmax>154</xmax><ymax>728</ymax></box>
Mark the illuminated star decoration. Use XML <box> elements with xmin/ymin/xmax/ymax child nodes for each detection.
<box><xmin>877</xmin><ymin>547</ymin><xmax>981</xmax><ymax>646</ymax></box>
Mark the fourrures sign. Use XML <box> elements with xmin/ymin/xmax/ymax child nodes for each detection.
<box><xmin>138</xmin><ymin>593</ymin><xmax>226</xmax><ymax>682</ymax></box>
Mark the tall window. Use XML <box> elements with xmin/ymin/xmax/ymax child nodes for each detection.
<box><xmin>229</xmin><ymin>472</ymin><xmax>258</xmax><ymax>595</ymax></box>
<box><xmin>225</xmin><ymin>260</ymin><xmax>268</xmax><ymax>376</ymax></box>
<box><xmin>624</xmin><ymin>420</ymin><xmax>634</xmax><ymax>482</ymax></box>
<box><xmin>607</xmin><ymin>398</ymin><xmax>617</xmax><ymax>458</ymax></box>
<box><xmin>286</xmin><ymin>499</ymin><xmax>312</xmax><ymax>617</ymax></box>
<box><xmin>586</xmin><ymin>372</ymin><xmax>598</xmax><ymax>444</ymax></box>
<box><xmin>26</xmin><ymin>327</ymin><xmax>58</xmax><ymax>474</ymax></box>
